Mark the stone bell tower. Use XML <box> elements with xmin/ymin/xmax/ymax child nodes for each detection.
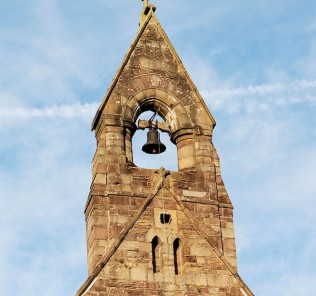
<box><xmin>76</xmin><ymin>2</ymin><xmax>253</xmax><ymax>296</ymax></box>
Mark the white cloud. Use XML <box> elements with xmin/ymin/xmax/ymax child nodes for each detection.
<box><xmin>0</xmin><ymin>116</ymin><xmax>91</xmax><ymax>295</ymax></box>
<box><xmin>202</xmin><ymin>79</ymin><xmax>316</xmax><ymax>113</ymax></box>
<box><xmin>0</xmin><ymin>102</ymin><xmax>98</xmax><ymax>125</ymax></box>
<box><xmin>267</xmin><ymin>274</ymin><xmax>316</xmax><ymax>296</ymax></box>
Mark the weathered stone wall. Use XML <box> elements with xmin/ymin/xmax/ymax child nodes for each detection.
<box><xmin>83</xmin><ymin>176</ymin><xmax>241</xmax><ymax>295</ymax></box>
<box><xmin>85</xmin><ymin>162</ymin><xmax>238</xmax><ymax>277</ymax></box>
<box><xmin>94</xmin><ymin>17</ymin><xmax>217</xmax><ymax>172</ymax></box>
<box><xmin>87</xmin><ymin>115</ymin><xmax>237</xmax><ymax>275</ymax></box>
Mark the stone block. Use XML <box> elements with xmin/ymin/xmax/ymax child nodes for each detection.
<box><xmin>94</xmin><ymin>173</ymin><xmax>107</xmax><ymax>185</ymax></box>
<box><xmin>207</xmin><ymin>274</ymin><xmax>229</xmax><ymax>287</ymax></box>
<box><xmin>130</xmin><ymin>267</ymin><xmax>148</xmax><ymax>281</ymax></box>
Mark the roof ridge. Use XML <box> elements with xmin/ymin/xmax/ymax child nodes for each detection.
<box><xmin>91</xmin><ymin>7</ymin><xmax>216</xmax><ymax>130</ymax></box>
<box><xmin>91</xmin><ymin>7</ymin><xmax>155</xmax><ymax>130</ymax></box>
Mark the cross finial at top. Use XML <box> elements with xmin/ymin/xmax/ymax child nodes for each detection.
<box><xmin>140</xmin><ymin>0</ymin><xmax>156</xmax><ymax>26</ymax></box>
<box><xmin>142</xmin><ymin>0</ymin><xmax>149</xmax><ymax>9</ymax></box>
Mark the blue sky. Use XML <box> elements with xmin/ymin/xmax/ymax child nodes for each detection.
<box><xmin>1</xmin><ymin>0</ymin><xmax>316</xmax><ymax>295</ymax></box>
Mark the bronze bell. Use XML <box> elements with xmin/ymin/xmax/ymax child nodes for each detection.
<box><xmin>142</xmin><ymin>128</ymin><xmax>166</xmax><ymax>154</ymax></box>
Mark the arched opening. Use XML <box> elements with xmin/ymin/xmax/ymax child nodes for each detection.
<box><xmin>152</xmin><ymin>236</ymin><xmax>162</xmax><ymax>273</ymax></box>
<box><xmin>132</xmin><ymin>111</ymin><xmax>178</xmax><ymax>171</ymax></box>
<box><xmin>173</xmin><ymin>238</ymin><xmax>182</xmax><ymax>275</ymax></box>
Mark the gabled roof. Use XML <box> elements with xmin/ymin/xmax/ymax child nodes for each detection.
<box><xmin>91</xmin><ymin>6</ymin><xmax>216</xmax><ymax>130</ymax></box>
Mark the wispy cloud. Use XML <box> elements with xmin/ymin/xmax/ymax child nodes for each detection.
<box><xmin>0</xmin><ymin>115</ymin><xmax>91</xmax><ymax>295</ymax></box>
<box><xmin>202</xmin><ymin>79</ymin><xmax>316</xmax><ymax>113</ymax></box>
<box><xmin>0</xmin><ymin>102</ymin><xmax>98</xmax><ymax>123</ymax></box>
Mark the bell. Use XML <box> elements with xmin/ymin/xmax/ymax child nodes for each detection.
<box><xmin>142</xmin><ymin>128</ymin><xmax>166</xmax><ymax>154</ymax></box>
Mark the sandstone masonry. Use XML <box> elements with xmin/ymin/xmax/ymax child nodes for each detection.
<box><xmin>76</xmin><ymin>4</ymin><xmax>253</xmax><ymax>296</ymax></box>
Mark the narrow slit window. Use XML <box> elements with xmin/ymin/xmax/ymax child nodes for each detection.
<box><xmin>152</xmin><ymin>236</ymin><xmax>161</xmax><ymax>273</ymax></box>
<box><xmin>173</xmin><ymin>238</ymin><xmax>181</xmax><ymax>275</ymax></box>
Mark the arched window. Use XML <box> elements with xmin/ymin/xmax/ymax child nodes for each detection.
<box><xmin>173</xmin><ymin>238</ymin><xmax>182</xmax><ymax>275</ymax></box>
<box><xmin>152</xmin><ymin>236</ymin><xmax>162</xmax><ymax>273</ymax></box>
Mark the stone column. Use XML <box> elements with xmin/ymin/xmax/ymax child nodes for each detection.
<box><xmin>124</xmin><ymin>121</ymin><xmax>137</xmax><ymax>164</ymax></box>
<box><xmin>172</xmin><ymin>129</ymin><xmax>195</xmax><ymax>171</ymax></box>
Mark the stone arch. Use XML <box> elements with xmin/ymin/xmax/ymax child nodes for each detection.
<box><xmin>146</xmin><ymin>230</ymin><xmax>165</xmax><ymax>273</ymax></box>
<box><xmin>122</xmin><ymin>88</ymin><xmax>194</xmax><ymax>136</ymax></box>
<box><xmin>122</xmin><ymin>89</ymin><xmax>198</xmax><ymax>171</ymax></box>
<box><xmin>151</xmin><ymin>235</ymin><xmax>162</xmax><ymax>273</ymax></box>
<box><xmin>146</xmin><ymin>228</ymin><xmax>187</xmax><ymax>274</ymax></box>
<box><xmin>173</xmin><ymin>238</ymin><xmax>184</xmax><ymax>275</ymax></box>
<box><xmin>146</xmin><ymin>228</ymin><xmax>168</xmax><ymax>244</ymax></box>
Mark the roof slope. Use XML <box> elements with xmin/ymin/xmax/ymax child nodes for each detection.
<box><xmin>92</xmin><ymin>6</ymin><xmax>216</xmax><ymax>131</ymax></box>
<box><xmin>76</xmin><ymin>169</ymin><xmax>253</xmax><ymax>296</ymax></box>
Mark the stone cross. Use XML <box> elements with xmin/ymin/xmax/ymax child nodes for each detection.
<box><xmin>142</xmin><ymin>0</ymin><xmax>149</xmax><ymax>9</ymax></box>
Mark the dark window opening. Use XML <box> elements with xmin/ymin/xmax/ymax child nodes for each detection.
<box><xmin>173</xmin><ymin>238</ymin><xmax>180</xmax><ymax>275</ymax></box>
<box><xmin>160</xmin><ymin>213</ymin><xmax>171</xmax><ymax>224</ymax></box>
<box><xmin>152</xmin><ymin>236</ymin><xmax>161</xmax><ymax>273</ymax></box>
